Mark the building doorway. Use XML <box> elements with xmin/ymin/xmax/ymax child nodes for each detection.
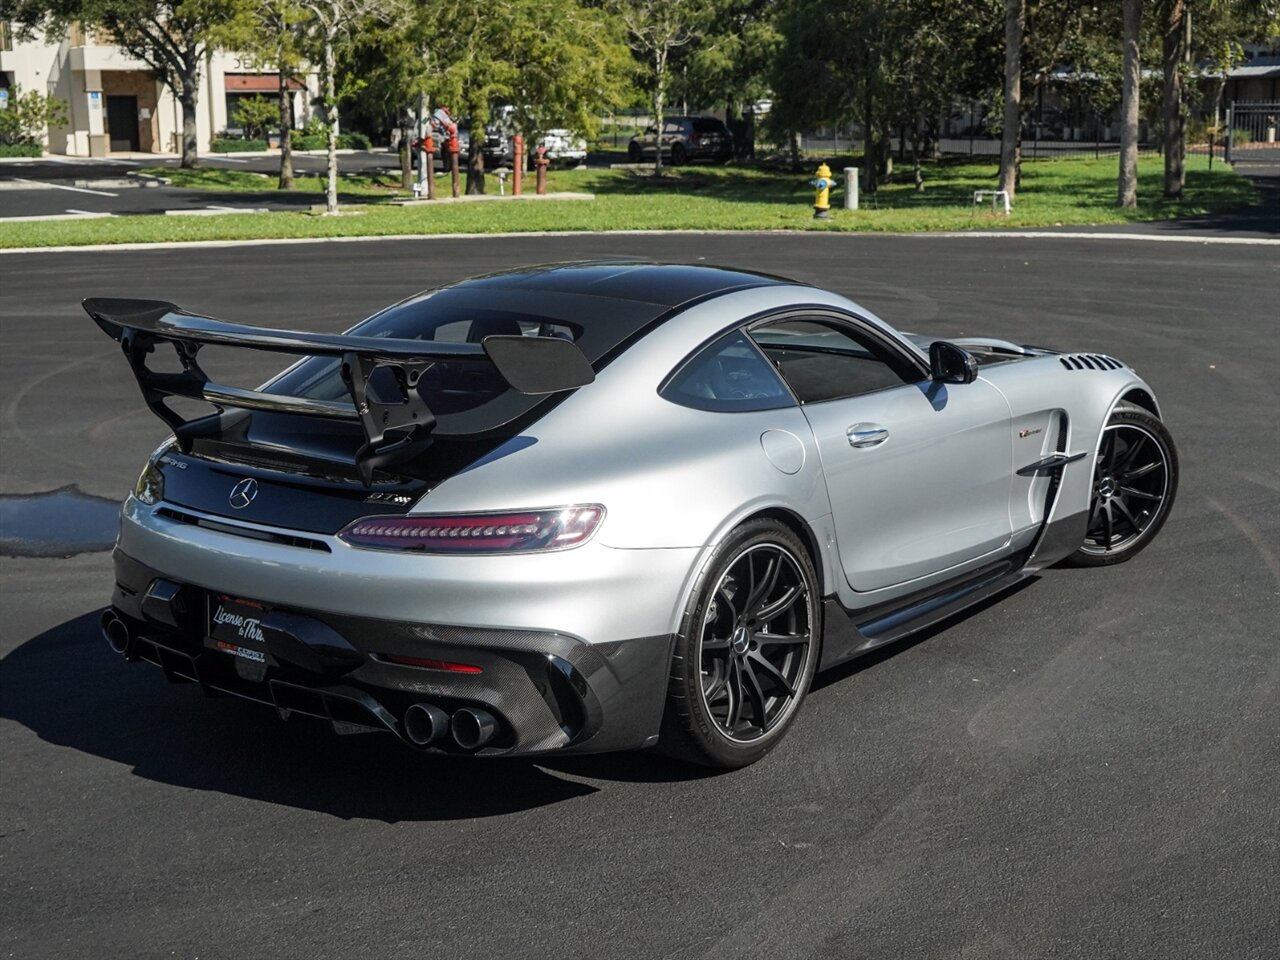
<box><xmin>106</xmin><ymin>95</ymin><xmax>139</xmax><ymax>152</ymax></box>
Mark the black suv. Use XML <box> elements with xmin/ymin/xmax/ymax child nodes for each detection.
<box><xmin>628</xmin><ymin>116</ymin><xmax>734</xmax><ymax>165</ymax></box>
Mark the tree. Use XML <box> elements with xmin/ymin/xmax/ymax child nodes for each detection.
<box><xmin>231</xmin><ymin>94</ymin><xmax>276</xmax><ymax>140</ymax></box>
<box><xmin>339</xmin><ymin>9</ymin><xmax>435</xmax><ymax>188</ymax></box>
<box><xmin>0</xmin><ymin>85</ymin><xmax>70</xmax><ymax>147</ymax></box>
<box><xmin>1159</xmin><ymin>0</ymin><xmax>1188</xmax><ymax>198</ymax></box>
<box><xmin>1118</xmin><ymin>0</ymin><xmax>1143</xmax><ymax>209</ymax></box>
<box><xmin>618</xmin><ymin>0</ymin><xmax>708</xmax><ymax>176</ymax></box>
<box><xmin>343</xmin><ymin>0</ymin><xmax>629</xmax><ymax>196</ymax></box>
<box><xmin>768</xmin><ymin>0</ymin><xmax>893</xmax><ymax>183</ymax></box>
<box><xmin>998</xmin><ymin>0</ymin><xmax>1025</xmax><ymax>200</ymax></box>
<box><xmin>882</xmin><ymin>0</ymin><xmax>999</xmax><ymax>191</ymax></box>
<box><xmin>680</xmin><ymin>0</ymin><xmax>780</xmax><ymax>158</ymax></box>
<box><xmin>300</xmin><ymin>0</ymin><xmax>402</xmax><ymax>213</ymax></box>
<box><xmin>2</xmin><ymin>0</ymin><xmax>250</xmax><ymax>167</ymax></box>
<box><xmin>220</xmin><ymin>0</ymin><xmax>309</xmax><ymax>188</ymax></box>
<box><xmin>1155</xmin><ymin>0</ymin><xmax>1277</xmax><ymax>200</ymax></box>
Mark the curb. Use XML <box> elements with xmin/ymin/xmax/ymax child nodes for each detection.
<box><xmin>2</xmin><ymin>228</ymin><xmax>1278</xmax><ymax>255</ymax></box>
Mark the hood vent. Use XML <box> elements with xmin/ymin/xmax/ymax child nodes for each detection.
<box><xmin>1060</xmin><ymin>354</ymin><xmax>1124</xmax><ymax>371</ymax></box>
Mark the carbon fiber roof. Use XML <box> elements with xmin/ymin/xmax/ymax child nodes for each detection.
<box><xmin>448</xmin><ymin>260</ymin><xmax>794</xmax><ymax>308</ymax></box>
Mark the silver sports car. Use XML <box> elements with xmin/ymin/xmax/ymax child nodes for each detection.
<box><xmin>89</xmin><ymin>261</ymin><xmax>1178</xmax><ymax>768</ymax></box>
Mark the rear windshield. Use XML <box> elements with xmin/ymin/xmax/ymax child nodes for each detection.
<box><xmin>270</xmin><ymin>300</ymin><xmax>581</xmax><ymax>435</ymax></box>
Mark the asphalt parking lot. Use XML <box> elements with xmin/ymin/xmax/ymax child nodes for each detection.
<box><xmin>1</xmin><ymin>232</ymin><xmax>1278</xmax><ymax>959</ymax></box>
<box><xmin>0</xmin><ymin>151</ymin><xmax>402</xmax><ymax>219</ymax></box>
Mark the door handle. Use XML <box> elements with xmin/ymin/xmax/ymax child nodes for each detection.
<box><xmin>847</xmin><ymin>423</ymin><xmax>889</xmax><ymax>448</ymax></box>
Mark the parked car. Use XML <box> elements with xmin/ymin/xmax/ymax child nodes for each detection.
<box><xmin>628</xmin><ymin>116</ymin><xmax>734</xmax><ymax>164</ymax></box>
<box><xmin>540</xmin><ymin>129</ymin><xmax>587</xmax><ymax>165</ymax></box>
<box><xmin>88</xmin><ymin>262</ymin><xmax>1178</xmax><ymax>768</ymax></box>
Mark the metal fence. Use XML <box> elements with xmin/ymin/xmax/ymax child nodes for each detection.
<box><xmin>1225</xmin><ymin>101</ymin><xmax>1280</xmax><ymax>166</ymax></box>
<box><xmin>786</xmin><ymin>134</ymin><xmax>1163</xmax><ymax>162</ymax></box>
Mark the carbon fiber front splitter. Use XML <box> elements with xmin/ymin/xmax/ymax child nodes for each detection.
<box><xmin>107</xmin><ymin>549</ymin><xmax>672</xmax><ymax>757</ymax></box>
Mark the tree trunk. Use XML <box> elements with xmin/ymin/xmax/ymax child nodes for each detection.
<box><xmin>863</xmin><ymin>85</ymin><xmax>876</xmax><ymax>194</ymax></box>
<box><xmin>323</xmin><ymin>26</ymin><xmax>338</xmax><ymax>215</ymax></box>
<box><xmin>465</xmin><ymin>119</ymin><xmax>485</xmax><ymax>194</ymax></box>
<box><xmin>998</xmin><ymin>0</ymin><xmax>1024</xmax><ymax>199</ymax></box>
<box><xmin>652</xmin><ymin>53</ymin><xmax>666</xmax><ymax>178</ymax></box>
<box><xmin>1161</xmin><ymin>0</ymin><xmax>1186</xmax><ymax>199</ymax></box>
<box><xmin>912</xmin><ymin>131</ymin><xmax>923</xmax><ymax>192</ymax></box>
<box><xmin>399</xmin><ymin>121</ymin><xmax>412</xmax><ymax>190</ymax></box>
<box><xmin>177</xmin><ymin>61</ymin><xmax>201</xmax><ymax>169</ymax></box>
<box><xmin>1117</xmin><ymin>0</ymin><xmax>1143</xmax><ymax>209</ymax></box>
<box><xmin>277</xmin><ymin>67</ymin><xmax>294</xmax><ymax>190</ymax></box>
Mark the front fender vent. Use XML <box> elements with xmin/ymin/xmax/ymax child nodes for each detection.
<box><xmin>1059</xmin><ymin>354</ymin><xmax>1124</xmax><ymax>371</ymax></box>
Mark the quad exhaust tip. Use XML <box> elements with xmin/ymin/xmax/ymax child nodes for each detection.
<box><xmin>404</xmin><ymin>703</ymin><xmax>498</xmax><ymax>750</ymax></box>
<box><xmin>403</xmin><ymin>703</ymin><xmax>451</xmax><ymax>747</ymax></box>
<box><xmin>450</xmin><ymin>707</ymin><xmax>498</xmax><ymax>751</ymax></box>
<box><xmin>101</xmin><ymin>610</ymin><xmax>132</xmax><ymax>657</ymax></box>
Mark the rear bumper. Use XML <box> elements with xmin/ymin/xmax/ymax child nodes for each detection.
<box><xmin>107</xmin><ymin>548</ymin><xmax>673</xmax><ymax>757</ymax></box>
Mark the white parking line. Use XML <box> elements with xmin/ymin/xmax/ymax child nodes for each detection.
<box><xmin>11</xmin><ymin>178</ymin><xmax>118</xmax><ymax>197</ymax></box>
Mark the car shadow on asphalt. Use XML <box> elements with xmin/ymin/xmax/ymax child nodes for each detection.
<box><xmin>809</xmin><ymin>576</ymin><xmax>1040</xmax><ymax>694</ymax></box>
<box><xmin>0</xmin><ymin>611</ymin><xmax>627</xmax><ymax>820</ymax></box>
<box><xmin>1</xmin><ymin>586</ymin><xmax>1037</xmax><ymax>810</ymax></box>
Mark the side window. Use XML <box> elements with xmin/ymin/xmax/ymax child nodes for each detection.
<box><xmin>660</xmin><ymin>330</ymin><xmax>794</xmax><ymax>412</ymax></box>
<box><xmin>750</xmin><ymin>318</ymin><xmax>921</xmax><ymax>403</ymax></box>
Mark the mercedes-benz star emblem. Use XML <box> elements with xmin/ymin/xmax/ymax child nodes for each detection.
<box><xmin>228</xmin><ymin>478</ymin><xmax>258</xmax><ymax>509</ymax></box>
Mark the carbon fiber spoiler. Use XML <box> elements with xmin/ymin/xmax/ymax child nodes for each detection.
<box><xmin>84</xmin><ymin>297</ymin><xmax>595</xmax><ymax>485</ymax></box>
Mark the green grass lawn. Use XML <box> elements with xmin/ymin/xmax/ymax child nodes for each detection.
<box><xmin>151</xmin><ymin>166</ymin><xmax>406</xmax><ymax>196</ymax></box>
<box><xmin>2</xmin><ymin>154</ymin><xmax>1256</xmax><ymax>249</ymax></box>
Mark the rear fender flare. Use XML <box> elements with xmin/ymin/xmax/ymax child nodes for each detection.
<box><xmin>665</xmin><ymin>498</ymin><xmax>835</xmax><ymax>639</ymax></box>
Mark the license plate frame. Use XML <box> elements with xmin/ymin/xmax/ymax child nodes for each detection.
<box><xmin>206</xmin><ymin>593</ymin><xmax>274</xmax><ymax>667</ymax></box>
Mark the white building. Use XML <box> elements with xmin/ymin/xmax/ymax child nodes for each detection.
<box><xmin>0</xmin><ymin>21</ymin><xmax>319</xmax><ymax>156</ymax></box>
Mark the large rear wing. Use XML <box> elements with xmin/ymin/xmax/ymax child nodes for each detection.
<box><xmin>84</xmin><ymin>297</ymin><xmax>595</xmax><ymax>485</ymax></box>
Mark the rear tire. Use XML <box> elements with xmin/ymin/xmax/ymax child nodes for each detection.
<box><xmin>1065</xmin><ymin>404</ymin><xmax>1178</xmax><ymax>567</ymax></box>
<box><xmin>659</xmin><ymin>519</ymin><xmax>820</xmax><ymax>769</ymax></box>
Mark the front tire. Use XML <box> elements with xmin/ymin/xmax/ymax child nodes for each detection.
<box><xmin>660</xmin><ymin>519</ymin><xmax>820</xmax><ymax>768</ymax></box>
<box><xmin>1066</xmin><ymin>404</ymin><xmax>1178</xmax><ymax>567</ymax></box>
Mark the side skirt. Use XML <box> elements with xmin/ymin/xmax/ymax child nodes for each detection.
<box><xmin>817</xmin><ymin>510</ymin><xmax>1087</xmax><ymax>672</ymax></box>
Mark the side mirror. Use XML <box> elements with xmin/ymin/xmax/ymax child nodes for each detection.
<box><xmin>929</xmin><ymin>341</ymin><xmax>979</xmax><ymax>384</ymax></box>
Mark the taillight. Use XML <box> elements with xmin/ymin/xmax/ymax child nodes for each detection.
<box><xmin>381</xmin><ymin>654</ymin><xmax>483</xmax><ymax>673</ymax></box>
<box><xmin>338</xmin><ymin>505</ymin><xmax>604</xmax><ymax>554</ymax></box>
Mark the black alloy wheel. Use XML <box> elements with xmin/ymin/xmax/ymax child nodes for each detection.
<box><xmin>661</xmin><ymin>519</ymin><xmax>819</xmax><ymax>768</ymax></box>
<box><xmin>1069</xmin><ymin>404</ymin><xmax>1178</xmax><ymax>566</ymax></box>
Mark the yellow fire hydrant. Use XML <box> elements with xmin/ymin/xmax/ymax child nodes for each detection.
<box><xmin>810</xmin><ymin>162</ymin><xmax>835</xmax><ymax>219</ymax></box>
